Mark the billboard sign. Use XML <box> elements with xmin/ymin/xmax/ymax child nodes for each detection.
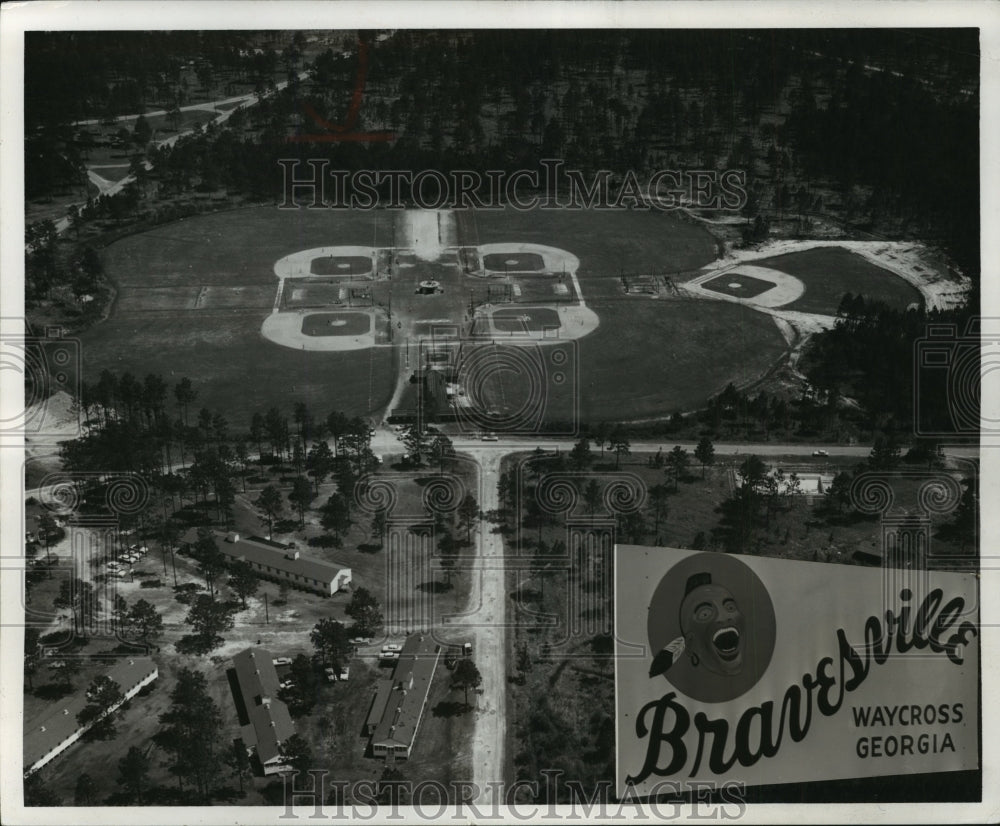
<box><xmin>614</xmin><ymin>546</ymin><xmax>979</xmax><ymax>796</ymax></box>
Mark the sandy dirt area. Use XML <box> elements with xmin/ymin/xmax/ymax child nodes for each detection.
<box><xmin>260</xmin><ymin>308</ymin><xmax>381</xmax><ymax>351</ymax></box>
<box><xmin>459</xmin><ymin>447</ymin><xmax>507</xmax><ymax>806</ymax></box>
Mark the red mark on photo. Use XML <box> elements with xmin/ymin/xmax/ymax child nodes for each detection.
<box><xmin>290</xmin><ymin>35</ymin><xmax>395</xmax><ymax>143</ymax></box>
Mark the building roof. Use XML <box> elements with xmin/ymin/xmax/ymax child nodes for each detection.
<box><xmin>24</xmin><ymin>657</ymin><xmax>157</xmax><ymax>771</ymax></box>
<box><xmin>231</xmin><ymin>647</ymin><xmax>294</xmax><ymax>765</ymax></box>
<box><xmin>220</xmin><ymin>534</ymin><xmax>348</xmax><ymax>585</ymax></box>
<box><xmin>365</xmin><ymin>679</ymin><xmax>395</xmax><ymax>731</ymax></box>
<box><xmin>370</xmin><ymin>636</ymin><xmax>440</xmax><ymax>751</ymax></box>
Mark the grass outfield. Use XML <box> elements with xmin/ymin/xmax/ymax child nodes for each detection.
<box><xmin>99</xmin><ymin>205</ymin><xmax>395</xmax><ymax>289</ymax></box>
<box><xmin>77</xmin><ymin>310</ymin><xmax>395</xmax><ymax>426</ymax></box>
<box><xmin>756</xmin><ymin>246</ymin><xmax>923</xmax><ymax>314</ymax></box>
<box><xmin>459</xmin><ymin>207</ymin><xmax>719</xmax><ymax>302</ymax></box>
<box><xmin>577</xmin><ymin>299</ymin><xmax>787</xmax><ymax>420</ymax></box>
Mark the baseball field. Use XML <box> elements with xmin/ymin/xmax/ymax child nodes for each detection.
<box><xmin>84</xmin><ymin>204</ymin><xmax>921</xmax><ymax>428</ymax></box>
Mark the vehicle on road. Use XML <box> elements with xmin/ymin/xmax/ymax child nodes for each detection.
<box><xmin>812</xmin><ymin>449</ymin><xmax>829</xmax><ymax>457</ymax></box>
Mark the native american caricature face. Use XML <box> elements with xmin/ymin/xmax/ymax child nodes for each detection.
<box><xmin>679</xmin><ymin>580</ymin><xmax>746</xmax><ymax>676</ymax></box>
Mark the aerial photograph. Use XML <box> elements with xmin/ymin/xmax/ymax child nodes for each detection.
<box><xmin>2</xmin><ymin>4</ymin><xmax>991</xmax><ymax>823</ymax></box>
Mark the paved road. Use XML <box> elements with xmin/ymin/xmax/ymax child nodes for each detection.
<box><xmin>443</xmin><ymin>436</ymin><xmax>978</xmax><ymax>461</ymax></box>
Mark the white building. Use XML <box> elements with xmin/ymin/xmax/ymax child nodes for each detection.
<box><xmin>24</xmin><ymin>657</ymin><xmax>158</xmax><ymax>776</ymax></box>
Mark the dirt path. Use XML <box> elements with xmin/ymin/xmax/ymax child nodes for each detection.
<box><xmin>461</xmin><ymin>447</ymin><xmax>507</xmax><ymax>806</ymax></box>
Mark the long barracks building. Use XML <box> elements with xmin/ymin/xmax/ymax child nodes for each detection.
<box><xmin>220</xmin><ymin>533</ymin><xmax>352</xmax><ymax>597</ymax></box>
<box><xmin>24</xmin><ymin>657</ymin><xmax>158</xmax><ymax>776</ymax></box>
<box><xmin>364</xmin><ymin>635</ymin><xmax>441</xmax><ymax>760</ymax></box>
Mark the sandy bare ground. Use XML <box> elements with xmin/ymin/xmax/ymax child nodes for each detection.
<box><xmin>683</xmin><ymin>264</ymin><xmax>806</xmax><ymax>308</ymax></box>
<box><xmin>272</xmin><ymin>245</ymin><xmax>377</xmax><ymax>279</ymax></box>
<box><xmin>22</xmin><ymin>391</ymin><xmax>84</xmax><ymax>485</ymax></box>
<box><xmin>470</xmin><ymin>302</ymin><xmax>600</xmax><ymax>342</ymax></box>
<box><xmin>260</xmin><ymin>308</ymin><xmax>381</xmax><ymax>351</ymax></box>
<box><xmin>460</xmin><ymin>447</ymin><xmax>507</xmax><ymax>806</ymax></box>
<box><xmin>401</xmin><ymin>209</ymin><xmax>450</xmax><ymax>261</ymax></box>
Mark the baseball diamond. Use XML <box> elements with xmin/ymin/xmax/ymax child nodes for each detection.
<box><xmin>82</xmin><ymin>205</ymin><xmax>930</xmax><ymax>427</ymax></box>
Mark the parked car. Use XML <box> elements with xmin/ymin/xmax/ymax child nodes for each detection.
<box><xmin>350</xmin><ymin>637</ymin><xmax>373</xmax><ymax>646</ymax></box>
<box><xmin>812</xmin><ymin>449</ymin><xmax>829</xmax><ymax>457</ymax></box>
<box><xmin>272</xmin><ymin>657</ymin><xmax>292</xmax><ymax>666</ymax></box>
<box><xmin>382</xmin><ymin>643</ymin><xmax>401</xmax><ymax>652</ymax></box>
<box><xmin>481</xmin><ymin>433</ymin><xmax>499</xmax><ymax>442</ymax></box>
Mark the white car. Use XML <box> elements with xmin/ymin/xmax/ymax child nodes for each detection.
<box><xmin>481</xmin><ymin>433</ymin><xmax>499</xmax><ymax>442</ymax></box>
<box><xmin>272</xmin><ymin>657</ymin><xmax>292</xmax><ymax>666</ymax></box>
<box><xmin>812</xmin><ymin>449</ymin><xmax>829</xmax><ymax>457</ymax></box>
<box><xmin>382</xmin><ymin>643</ymin><xmax>401</xmax><ymax>652</ymax></box>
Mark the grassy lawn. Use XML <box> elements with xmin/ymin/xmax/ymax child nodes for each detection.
<box><xmin>757</xmin><ymin>246</ymin><xmax>924</xmax><ymax>314</ymax></box>
<box><xmin>78</xmin><ymin>311</ymin><xmax>396</xmax><ymax>429</ymax></box>
<box><xmin>460</xmin><ymin>207</ymin><xmax>720</xmax><ymax>295</ymax></box>
<box><xmin>577</xmin><ymin>298</ymin><xmax>788</xmax><ymax>420</ymax></box>
<box><xmin>287</xmin><ymin>656</ymin><xmax>475</xmax><ymax>805</ymax></box>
